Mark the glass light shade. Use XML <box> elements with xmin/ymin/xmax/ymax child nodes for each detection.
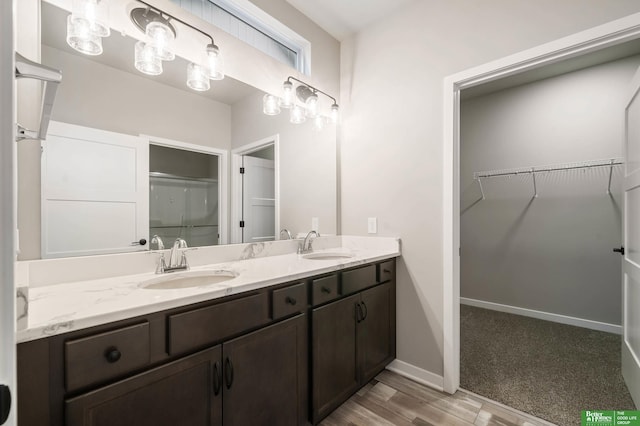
<box><xmin>330</xmin><ymin>103</ymin><xmax>339</xmax><ymax>124</ymax></box>
<box><xmin>66</xmin><ymin>15</ymin><xmax>103</xmax><ymax>56</ymax></box>
<box><xmin>280</xmin><ymin>81</ymin><xmax>293</xmax><ymax>108</ymax></box>
<box><xmin>313</xmin><ymin>115</ymin><xmax>325</xmax><ymax>131</ymax></box>
<box><xmin>135</xmin><ymin>41</ymin><xmax>162</xmax><ymax>75</ymax></box>
<box><xmin>263</xmin><ymin>94</ymin><xmax>281</xmax><ymax>115</ymax></box>
<box><xmin>72</xmin><ymin>0</ymin><xmax>110</xmax><ymax>37</ymax></box>
<box><xmin>205</xmin><ymin>44</ymin><xmax>224</xmax><ymax>80</ymax></box>
<box><xmin>187</xmin><ymin>63</ymin><xmax>210</xmax><ymax>91</ymax></box>
<box><xmin>304</xmin><ymin>93</ymin><xmax>319</xmax><ymax>118</ymax></box>
<box><xmin>146</xmin><ymin>20</ymin><xmax>175</xmax><ymax>61</ymax></box>
<box><xmin>290</xmin><ymin>105</ymin><xmax>306</xmax><ymax>124</ymax></box>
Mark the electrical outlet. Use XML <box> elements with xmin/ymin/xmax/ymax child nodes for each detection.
<box><xmin>367</xmin><ymin>217</ymin><xmax>377</xmax><ymax>234</ymax></box>
<box><xmin>311</xmin><ymin>217</ymin><xmax>319</xmax><ymax>231</ymax></box>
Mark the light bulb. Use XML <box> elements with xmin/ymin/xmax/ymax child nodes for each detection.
<box><xmin>204</xmin><ymin>44</ymin><xmax>224</xmax><ymax>80</ymax></box>
<box><xmin>146</xmin><ymin>20</ymin><xmax>175</xmax><ymax>61</ymax></box>
<box><xmin>304</xmin><ymin>93</ymin><xmax>318</xmax><ymax>118</ymax></box>
<box><xmin>135</xmin><ymin>41</ymin><xmax>162</xmax><ymax>75</ymax></box>
<box><xmin>66</xmin><ymin>15</ymin><xmax>103</xmax><ymax>55</ymax></box>
<box><xmin>290</xmin><ymin>105</ymin><xmax>306</xmax><ymax>124</ymax></box>
<box><xmin>330</xmin><ymin>103</ymin><xmax>339</xmax><ymax>124</ymax></box>
<box><xmin>313</xmin><ymin>115</ymin><xmax>325</xmax><ymax>131</ymax></box>
<box><xmin>187</xmin><ymin>63</ymin><xmax>210</xmax><ymax>91</ymax></box>
<box><xmin>280</xmin><ymin>81</ymin><xmax>293</xmax><ymax>108</ymax></box>
<box><xmin>72</xmin><ymin>0</ymin><xmax>110</xmax><ymax>37</ymax></box>
<box><xmin>263</xmin><ymin>94</ymin><xmax>281</xmax><ymax>115</ymax></box>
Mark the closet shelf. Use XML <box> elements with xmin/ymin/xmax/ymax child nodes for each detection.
<box><xmin>474</xmin><ymin>158</ymin><xmax>623</xmax><ymax>199</ymax></box>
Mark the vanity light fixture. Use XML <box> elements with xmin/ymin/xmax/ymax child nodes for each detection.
<box><xmin>130</xmin><ymin>0</ymin><xmax>225</xmax><ymax>89</ymax></box>
<box><xmin>66</xmin><ymin>0</ymin><xmax>110</xmax><ymax>55</ymax></box>
<box><xmin>262</xmin><ymin>76</ymin><xmax>339</xmax><ymax>128</ymax></box>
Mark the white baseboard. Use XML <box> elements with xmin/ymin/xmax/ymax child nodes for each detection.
<box><xmin>386</xmin><ymin>359</ymin><xmax>444</xmax><ymax>392</ymax></box>
<box><xmin>461</xmin><ymin>297</ymin><xmax>622</xmax><ymax>335</ymax></box>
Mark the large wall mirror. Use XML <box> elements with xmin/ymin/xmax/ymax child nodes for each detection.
<box><xmin>23</xmin><ymin>0</ymin><xmax>337</xmax><ymax>259</ymax></box>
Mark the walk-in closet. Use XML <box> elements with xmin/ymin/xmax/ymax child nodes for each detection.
<box><xmin>459</xmin><ymin>46</ymin><xmax>640</xmax><ymax>426</ymax></box>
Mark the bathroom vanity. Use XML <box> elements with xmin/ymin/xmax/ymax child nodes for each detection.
<box><xmin>15</xmin><ymin>237</ymin><xmax>398</xmax><ymax>425</ymax></box>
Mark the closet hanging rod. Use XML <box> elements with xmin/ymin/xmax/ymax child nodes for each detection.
<box><xmin>474</xmin><ymin>158</ymin><xmax>623</xmax><ymax>199</ymax></box>
<box><xmin>474</xmin><ymin>159</ymin><xmax>623</xmax><ymax>180</ymax></box>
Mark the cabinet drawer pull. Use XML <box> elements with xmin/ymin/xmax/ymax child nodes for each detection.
<box><xmin>224</xmin><ymin>357</ymin><xmax>234</xmax><ymax>389</ymax></box>
<box><xmin>285</xmin><ymin>296</ymin><xmax>297</xmax><ymax>305</ymax></box>
<box><xmin>213</xmin><ymin>361</ymin><xmax>222</xmax><ymax>396</ymax></box>
<box><xmin>320</xmin><ymin>286</ymin><xmax>331</xmax><ymax>294</ymax></box>
<box><xmin>104</xmin><ymin>347</ymin><xmax>122</xmax><ymax>363</ymax></box>
<box><xmin>361</xmin><ymin>301</ymin><xmax>368</xmax><ymax>321</ymax></box>
<box><xmin>383</xmin><ymin>269</ymin><xmax>391</xmax><ymax>274</ymax></box>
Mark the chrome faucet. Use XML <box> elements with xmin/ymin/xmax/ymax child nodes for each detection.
<box><xmin>151</xmin><ymin>235</ymin><xmax>164</xmax><ymax>250</ymax></box>
<box><xmin>156</xmin><ymin>238</ymin><xmax>190</xmax><ymax>274</ymax></box>
<box><xmin>298</xmin><ymin>230</ymin><xmax>319</xmax><ymax>254</ymax></box>
<box><xmin>280</xmin><ymin>229</ymin><xmax>293</xmax><ymax>240</ymax></box>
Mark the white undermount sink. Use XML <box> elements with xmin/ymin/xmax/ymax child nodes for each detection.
<box><xmin>301</xmin><ymin>252</ymin><xmax>355</xmax><ymax>260</ymax></box>
<box><xmin>140</xmin><ymin>270</ymin><xmax>237</xmax><ymax>290</ymax></box>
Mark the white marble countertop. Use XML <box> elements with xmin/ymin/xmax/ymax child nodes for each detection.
<box><xmin>18</xmin><ymin>236</ymin><xmax>400</xmax><ymax>343</ymax></box>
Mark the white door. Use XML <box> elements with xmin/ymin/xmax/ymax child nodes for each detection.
<box><xmin>622</xmin><ymin>66</ymin><xmax>640</xmax><ymax>408</ymax></box>
<box><xmin>1</xmin><ymin>0</ymin><xmax>15</xmax><ymax>423</ymax></box>
<box><xmin>42</xmin><ymin>121</ymin><xmax>149</xmax><ymax>258</ymax></box>
<box><xmin>242</xmin><ymin>156</ymin><xmax>275</xmax><ymax>243</ymax></box>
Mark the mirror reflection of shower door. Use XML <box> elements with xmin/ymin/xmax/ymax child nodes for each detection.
<box><xmin>242</xmin><ymin>155</ymin><xmax>275</xmax><ymax>243</ymax></box>
<box><xmin>149</xmin><ymin>145</ymin><xmax>220</xmax><ymax>248</ymax></box>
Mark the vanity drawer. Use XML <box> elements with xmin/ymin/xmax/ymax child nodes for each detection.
<box><xmin>272</xmin><ymin>282</ymin><xmax>307</xmax><ymax>320</ymax></box>
<box><xmin>378</xmin><ymin>259</ymin><xmax>395</xmax><ymax>283</ymax></box>
<box><xmin>311</xmin><ymin>274</ymin><xmax>339</xmax><ymax>306</ymax></box>
<box><xmin>168</xmin><ymin>292</ymin><xmax>269</xmax><ymax>355</ymax></box>
<box><xmin>341</xmin><ymin>264</ymin><xmax>377</xmax><ymax>295</ymax></box>
<box><xmin>65</xmin><ymin>322</ymin><xmax>150</xmax><ymax>392</ymax></box>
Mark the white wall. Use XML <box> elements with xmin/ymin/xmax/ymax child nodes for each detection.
<box><xmin>340</xmin><ymin>0</ymin><xmax>640</xmax><ymax>379</ymax></box>
<box><xmin>231</xmin><ymin>91</ymin><xmax>337</xmax><ymax>237</ymax></box>
<box><xmin>460</xmin><ymin>56</ymin><xmax>640</xmax><ymax>326</ymax></box>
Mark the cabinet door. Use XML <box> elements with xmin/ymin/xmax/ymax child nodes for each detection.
<box><xmin>311</xmin><ymin>294</ymin><xmax>360</xmax><ymax>423</ymax></box>
<box><xmin>222</xmin><ymin>314</ymin><xmax>307</xmax><ymax>426</ymax></box>
<box><xmin>358</xmin><ymin>282</ymin><xmax>394</xmax><ymax>384</ymax></box>
<box><xmin>66</xmin><ymin>346</ymin><xmax>222</xmax><ymax>426</ymax></box>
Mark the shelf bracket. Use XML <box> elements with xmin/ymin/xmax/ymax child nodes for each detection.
<box><xmin>531</xmin><ymin>168</ymin><xmax>538</xmax><ymax>198</ymax></box>
<box><xmin>477</xmin><ymin>178</ymin><xmax>485</xmax><ymax>200</ymax></box>
<box><xmin>607</xmin><ymin>159</ymin><xmax>615</xmax><ymax>194</ymax></box>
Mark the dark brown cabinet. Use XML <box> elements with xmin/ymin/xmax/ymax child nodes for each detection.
<box><xmin>222</xmin><ymin>314</ymin><xmax>307</xmax><ymax>426</ymax></box>
<box><xmin>311</xmin><ymin>263</ymin><xmax>396</xmax><ymax>424</ymax></box>
<box><xmin>66</xmin><ymin>346</ymin><xmax>222</xmax><ymax>426</ymax></box>
<box><xmin>65</xmin><ymin>314</ymin><xmax>307</xmax><ymax>426</ymax></box>
<box><xmin>17</xmin><ymin>258</ymin><xmax>395</xmax><ymax>426</ymax></box>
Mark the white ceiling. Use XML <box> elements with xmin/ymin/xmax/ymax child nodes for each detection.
<box><xmin>285</xmin><ymin>0</ymin><xmax>416</xmax><ymax>41</ymax></box>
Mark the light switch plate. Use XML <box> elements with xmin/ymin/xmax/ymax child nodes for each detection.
<box><xmin>311</xmin><ymin>217</ymin><xmax>319</xmax><ymax>231</ymax></box>
<box><xmin>367</xmin><ymin>217</ymin><xmax>377</xmax><ymax>234</ymax></box>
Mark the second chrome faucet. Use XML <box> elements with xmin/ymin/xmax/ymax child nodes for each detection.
<box><xmin>155</xmin><ymin>237</ymin><xmax>190</xmax><ymax>274</ymax></box>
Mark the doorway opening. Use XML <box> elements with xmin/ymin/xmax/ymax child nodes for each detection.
<box><xmin>443</xmin><ymin>13</ymin><xmax>640</xmax><ymax>418</ymax></box>
<box><xmin>231</xmin><ymin>135</ymin><xmax>280</xmax><ymax>244</ymax></box>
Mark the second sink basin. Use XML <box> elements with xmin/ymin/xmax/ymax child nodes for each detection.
<box><xmin>302</xmin><ymin>252</ymin><xmax>355</xmax><ymax>260</ymax></box>
<box><xmin>140</xmin><ymin>270</ymin><xmax>237</xmax><ymax>290</ymax></box>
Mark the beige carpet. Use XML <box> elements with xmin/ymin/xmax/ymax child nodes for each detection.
<box><xmin>460</xmin><ymin>304</ymin><xmax>636</xmax><ymax>426</ymax></box>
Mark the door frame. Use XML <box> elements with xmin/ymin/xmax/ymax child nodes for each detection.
<box><xmin>141</xmin><ymin>134</ymin><xmax>229</xmax><ymax>246</ymax></box>
<box><xmin>443</xmin><ymin>13</ymin><xmax>640</xmax><ymax>394</ymax></box>
<box><xmin>1</xmin><ymin>0</ymin><xmax>16</xmax><ymax>424</ymax></box>
<box><xmin>230</xmin><ymin>135</ymin><xmax>280</xmax><ymax>244</ymax></box>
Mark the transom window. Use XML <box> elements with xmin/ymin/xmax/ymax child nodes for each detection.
<box><xmin>169</xmin><ymin>0</ymin><xmax>310</xmax><ymax>74</ymax></box>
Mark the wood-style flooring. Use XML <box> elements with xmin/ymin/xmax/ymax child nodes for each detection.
<box><xmin>319</xmin><ymin>370</ymin><xmax>557</xmax><ymax>426</ymax></box>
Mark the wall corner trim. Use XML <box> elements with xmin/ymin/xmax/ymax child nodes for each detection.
<box><xmin>386</xmin><ymin>359</ymin><xmax>445</xmax><ymax>393</ymax></box>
